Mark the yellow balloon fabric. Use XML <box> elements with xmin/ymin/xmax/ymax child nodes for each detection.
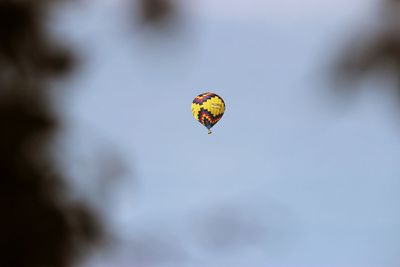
<box><xmin>191</xmin><ymin>92</ymin><xmax>225</xmax><ymax>134</ymax></box>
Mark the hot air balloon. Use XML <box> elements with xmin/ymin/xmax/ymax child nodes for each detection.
<box><xmin>191</xmin><ymin>92</ymin><xmax>225</xmax><ymax>134</ymax></box>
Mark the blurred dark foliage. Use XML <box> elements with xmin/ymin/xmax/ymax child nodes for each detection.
<box><xmin>0</xmin><ymin>1</ymin><xmax>74</xmax><ymax>87</ymax></box>
<box><xmin>336</xmin><ymin>0</ymin><xmax>400</xmax><ymax>90</ymax></box>
<box><xmin>139</xmin><ymin>0</ymin><xmax>175</xmax><ymax>24</ymax></box>
<box><xmin>139</xmin><ymin>0</ymin><xmax>173</xmax><ymax>23</ymax></box>
<box><xmin>0</xmin><ymin>1</ymin><xmax>100</xmax><ymax>267</ymax></box>
<box><xmin>0</xmin><ymin>0</ymin><xmax>178</xmax><ymax>266</ymax></box>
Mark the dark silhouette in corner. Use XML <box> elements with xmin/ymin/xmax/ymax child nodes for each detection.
<box><xmin>335</xmin><ymin>0</ymin><xmax>400</xmax><ymax>98</ymax></box>
<box><xmin>0</xmin><ymin>0</ymin><xmax>176</xmax><ymax>266</ymax></box>
<box><xmin>0</xmin><ymin>2</ymin><xmax>100</xmax><ymax>267</ymax></box>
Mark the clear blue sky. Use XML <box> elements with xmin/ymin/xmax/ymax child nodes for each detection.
<box><xmin>54</xmin><ymin>1</ymin><xmax>400</xmax><ymax>266</ymax></box>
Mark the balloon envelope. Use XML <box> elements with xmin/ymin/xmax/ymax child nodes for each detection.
<box><xmin>191</xmin><ymin>92</ymin><xmax>225</xmax><ymax>133</ymax></box>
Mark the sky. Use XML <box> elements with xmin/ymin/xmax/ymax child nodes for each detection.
<box><xmin>51</xmin><ymin>1</ymin><xmax>400</xmax><ymax>266</ymax></box>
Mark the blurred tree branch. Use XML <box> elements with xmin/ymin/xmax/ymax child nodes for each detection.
<box><xmin>0</xmin><ymin>0</ymin><xmax>180</xmax><ymax>266</ymax></box>
<box><xmin>336</xmin><ymin>0</ymin><xmax>400</xmax><ymax>88</ymax></box>
<box><xmin>0</xmin><ymin>1</ymin><xmax>100</xmax><ymax>267</ymax></box>
<box><xmin>139</xmin><ymin>0</ymin><xmax>175</xmax><ymax>23</ymax></box>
